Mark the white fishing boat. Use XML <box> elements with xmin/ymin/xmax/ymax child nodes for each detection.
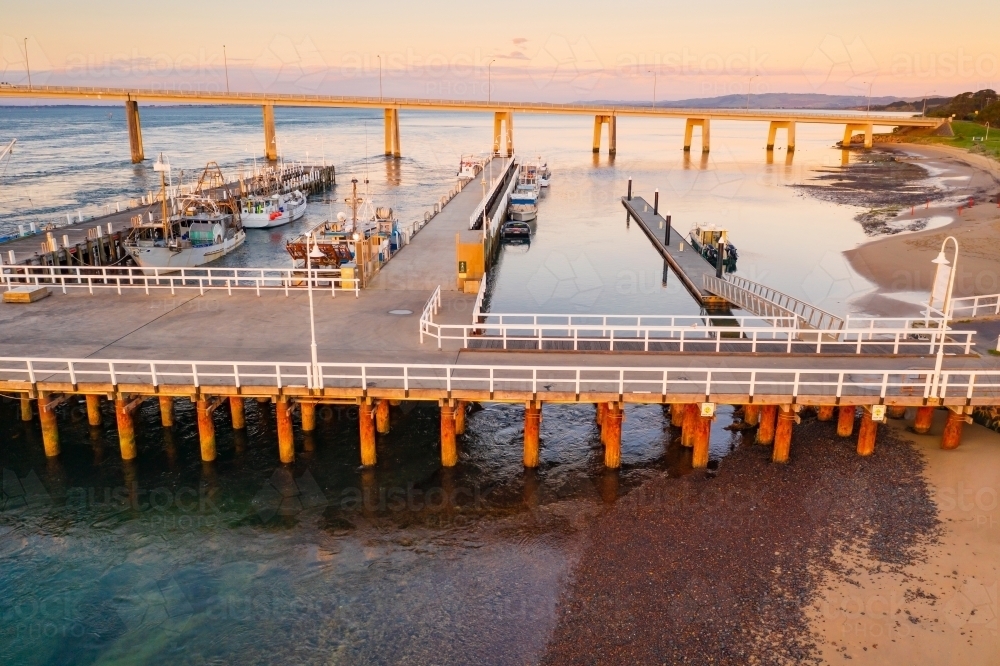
<box><xmin>688</xmin><ymin>222</ymin><xmax>739</xmax><ymax>272</ymax></box>
<box><xmin>123</xmin><ymin>157</ymin><xmax>246</xmax><ymax>274</ymax></box>
<box><xmin>526</xmin><ymin>156</ymin><xmax>551</xmax><ymax>187</ymax></box>
<box><xmin>457</xmin><ymin>153</ymin><xmax>488</xmax><ymax>180</ymax></box>
<box><xmin>508</xmin><ymin>162</ymin><xmax>541</xmax><ymax>221</ymax></box>
<box><xmin>241</xmin><ymin>189</ymin><xmax>307</xmax><ymax>228</ymax></box>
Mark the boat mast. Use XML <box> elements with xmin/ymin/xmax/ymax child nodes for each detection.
<box><xmin>153</xmin><ymin>153</ymin><xmax>173</xmax><ymax>240</ymax></box>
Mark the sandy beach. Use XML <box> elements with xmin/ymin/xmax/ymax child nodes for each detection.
<box><xmin>845</xmin><ymin>144</ymin><xmax>1000</xmax><ymax>316</ymax></box>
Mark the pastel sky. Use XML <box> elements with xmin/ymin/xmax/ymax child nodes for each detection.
<box><xmin>2</xmin><ymin>0</ymin><xmax>998</xmax><ymax>101</ymax></box>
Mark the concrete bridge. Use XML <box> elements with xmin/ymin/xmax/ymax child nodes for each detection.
<box><xmin>0</xmin><ymin>84</ymin><xmax>946</xmax><ymax>162</ymax></box>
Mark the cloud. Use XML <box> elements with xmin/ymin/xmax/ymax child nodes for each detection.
<box><xmin>512</xmin><ymin>38</ymin><xmax>528</xmax><ymax>45</ymax></box>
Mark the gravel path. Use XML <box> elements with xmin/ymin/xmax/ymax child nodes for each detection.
<box><xmin>540</xmin><ymin>413</ymin><xmax>940</xmax><ymax>665</ymax></box>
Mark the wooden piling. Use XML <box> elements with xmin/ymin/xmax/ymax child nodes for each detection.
<box><xmin>301</xmin><ymin>401</ymin><xmax>317</xmax><ymax>432</ymax></box>
<box><xmin>20</xmin><ymin>396</ymin><xmax>33</xmax><ymax>422</ymax></box>
<box><xmin>524</xmin><ymin>402</ymin><xmax>541</xmax><ymax>468</ymax></box>
<box><xmin>454</xmin><ymin>400</ymin><xmax>467</xmax><ymax>435</ymax></box>
<box><xmin>757</xmin><ymin>405</ymin><xmax>777</xmax><ymax>445</ymax></box>
<box><xmin>115</xmin><ymin>397</ymin><xmax>136</xmax><ymax>460</ymax></box>
<box><xmin>359</xmin><ymin>401</ymin><xmax>377</xmax><ymax>466</ymax></box>
<box><xmin>857</xmin><ymin>410</ymin><xmax>878</xmax><ymax>456</ymax></box>
<box><xmin>816</xmin><ymin>405</ymin><xmax>835</xmax><ymax>422</ymax></box>
<box><xmin>914</xmin><ymin>406</ymin><xmax>934</xmax><ymax>434</ymax></box>
<box><xmin>681</xmin><ymin>403</ymin><xmax>698</xmax><ymax>447</ymax></box>
<box><xmin>604</xmin><ymin>403</ymin><xmax>623</xmax><ymax>469</ymax></box>
<box><xmin>196</xmin><ymin>398</ymin><xmax>216</xmax><ymax>462</ymax></box>
<box><xmin>39</xmin><ymin>395</ymin><xmax>60</xmax><ymax>457</ymax></box>
<box><xmin>941</xmin><ymin>410</ymin><xmax>965</xmax><ymax>450</ymax></box>
<box><xmin>671</xmin><ymin>402</ymin><xmax>687</xmax><ymax>428</ymax></box>
<box><xmin>691</xmin><ymin>413</ymin><xmax>711</xmax><ymax>468</ymax></box>
<box><xmin>159</xmin><ymin>396</ymin><xmax>174</xmax><ymax>427</ymax></box>
<box><xmin>375</xmin><ymin>399</ymin><xmax>390</xmax><ymax>434</ymax></box>
<box><xmin>441</xmin><ymin>401</ymin><xmax>458</xmax><ymax>467</ymax></box>
<box><xmin>773</xmin><ymin>407</ymin><xmax>794</xmax><ymax>463</ymax></box>
<box><xmin>887</xmin><ymin>405</ymin><xmax>907</xmax><ymax>419</ymax></box>
<box><xmin>86</xmin><ymin>394</ymin><xmax>102</xmax><ymax>426</ymax></box>
<box><xmin>276</xmin><ymin>399</ymin><xmax>295</xmax><ymax>463</ymax></box>
<box><xmin>230</xmin><ymin>397</ymin><xmax>245</xmax><ymax>430</ymax></box>
<box><xmin>597</xmin><ymin>401</ymin><xmax>608</xmax><ymax>426</ymax></box>
<box><xmin>743</xmin><ymin>403</ymin><xmax>760</xmax><ymax>427</ymax></box>
<box><xmin>836</xmin><ymin>405</ymin><xmax>855</xmax><ymax>438</ymax></box>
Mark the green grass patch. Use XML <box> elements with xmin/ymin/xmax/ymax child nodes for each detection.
<box><xmin>907</xmin><ymin>120</ymin><xmax>1000</xmax><ymax>160</ymax></box>
<box><xmin>989</xmin><ymin>349</ymin><xmax>1000</xmax><ymax>356</ymax></box>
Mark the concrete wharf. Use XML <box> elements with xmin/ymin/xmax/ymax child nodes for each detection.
<box><xmin>3</xmin><ymin>158</ymin><xmax>999</xmax><ymax>475</ymax></box>
<box><xmin>621</xmin><ymin>195</ymin><xmax>727</xmax><ymax>307</ymax></box>
<box><xmin>0</xmin><ymin>164</ymin><xmax>335</xmax><ymax>267</ymax></box>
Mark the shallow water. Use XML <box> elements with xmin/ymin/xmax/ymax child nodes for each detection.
<box><xmin>0</xmin><ymin>105</ymin><xmax>917</xmax><ymax>663</ymax></box>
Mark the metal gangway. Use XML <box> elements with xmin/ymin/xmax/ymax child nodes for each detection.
<box><xmin>703</xmin><ymin>275</ymin><xmax>844</xmax><ymax>331</ymax></box>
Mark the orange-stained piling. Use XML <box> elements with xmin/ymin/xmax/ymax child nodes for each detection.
<box><xmin>857</xmin><ymin>410</ymin><xmax>878</xmax><ymax>456</ymax></box>
<box><xmin>691</xmin><ymin>413</ymin><xmax>711</xmax><ymax>468</ymax></box>
<box><xmin>597</xmin><ymin>402</ymin><xmax>608</xmax><ymax>426</ymax></box>
<box><xmin>440</xmin><ymin>401</ymin><xmax>458</xmax><ymax>467</ymax></box>
<box><xmin>816</xmin><ymin>405</ymin><xmax>835</xmax><ymax>422</ymax></box>
<box><xmin>887</xmin><ymin>405</ymin><xmax>907</xmax><ymax>419</ymax></box>
<box><xmin>230</xmin><ymin>397</ymin><xmax>245</xmax><ymax>430</ymax></box>
<box><xmin>301</xmin><ymin>401</ymin><xmax>316</xmax><ymax>432</ymax></box>
<box><xmin>115</xmin><ymin>397</ymin><xmax>136</xmax><ymax>460</ymax></box>
<box><xmin>941</xmin><ymin>410</ymin><xmax>966</xmax><ymax>450</ymax></box>
<box><xmin>276</xmin><ymin>399</ymin><xmax>295</xmax><ymax>463</ymax></box>
<box><xmin>20</xmin><ymin>396</ymin><xmax>33</xmax><ymax>422</ymax></box>
<box><xmin>671</xmin><ymin>403</ymin><xmax>686</xmax><ymax>427</ymax></box>
<box><xmin>836</xmin><ymin>405</ymin><xmax>855</xmax><ymax>438</ymax></box>
<box><xmin>743</xmin><ymin>404</ymin><xmax>761</xmax><ymax>427</ymax></box>
<box><xmin>757</xmin><ymin>405</ymin><xmax>777</xmax><ymax>445</ymax></box>
<box><xmin>455</xmin><ymin>400</ymin><xmax>467</xmax><ymax>435</ymax></box>
<box><xmin>773</xmin><ymin>407</ymin><xmax>795</xmax><ymax>463</ymax></box>
<box><xmin>159</xmin><ymin>396</ymin><xmax>174</xmax><ymax>427</ymax></box>
<box><xmin>375</xmin><ymin>399</ymin><xmax>390</xmax><ymax>434</ymax></box>
<box><xmin>681</xmin><ymin>403</ymin><xmax>699</xmax><ymax>447</ymax></box>
<box><xmin>196</xmin><ymin>398</ymin><xmax>216</xmax><ymax>462</ymax></box>
<box><xmin>39</xmin><ymin>395</ymin><xmax>60</xmax><ymax>457</ymax></box>
<box><xmin>603</xmin><ymin>403</ymin><xmax>623</xmax><ymax>468</ymax></box>
<box><xmin>524</xmin><ymin>402</ymin><xmax>541</xmax><ymax>468</ymax></box>
<box><xmin>86</xmin><ymin>395</ymin><xmax>102</xmax><ymax>427</ymax></box>
<box><xmin>914</xmin><ymin>406</ymin><xmax>934</xmax><ymax>434</ymax></box>
<box><xmin>359</xmin><ymin>401</ymin><xmax>376</xmax><ymax>466</ymax></box>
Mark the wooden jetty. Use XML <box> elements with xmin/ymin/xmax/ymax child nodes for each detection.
<box><xmin>621</xmin><ymin>195</ymin><xmax>728</xmax><ymax>308</ymax></box>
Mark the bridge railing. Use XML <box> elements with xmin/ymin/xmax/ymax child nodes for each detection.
<box><xmin>704</xmin><ymin>275</ymin><xmax>844</xmax><ymax>330</ymax></box>
<box><xmin>2</xmin><ymin>356</ymin><xmax>996</xmax><ymax>402</ymax></box>
<box><xmin>0</xmin><ymin>265</ymin><xmax>360</xmax><ymax>297</ymax></box>
<box><xmin>949</xmin><ymin>293</ymin><xmax>1000</xmax><ymax>319</ymax></box>
<box><xmin>469</xmin><ymin>157</ymin><xmax>518</xmax><ymax>230</ymax></box>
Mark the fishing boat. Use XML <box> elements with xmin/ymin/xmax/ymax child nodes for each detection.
<box><xmin>457</xmin><ymin>153</ymin><xmax>488</xmax><ymax>180</ymax></box>
<box><xmin>688</xmin><ymin>222</ymin><xmax>738</xmax><ymax>272</ymax></box>
<box><xmin>526</xmin><ymin>156</ymin><xmax>551</xmax><ymax>187</ymax></box>
<box><xmin>241</xmin><ymin>189</ymin><xmax>307</xmax><ymax>228</ymax></box>
<box><xmin>123</xmin><ymin>157</ymin><xmax>245</xmax><ymax>273</ymax></box>
<box><xmin>508</xmin><ymin>163</ymin><xmax>541</xmax><ymax>221</ymax></box>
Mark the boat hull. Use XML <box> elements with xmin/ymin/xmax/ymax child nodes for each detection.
<box><xmin>509</xmin><ymin>208</ymin><xmax>537</xmax><ymax>222</ymax></box>
<box><xmin>242</xmin><ymin>199</ymin><xmax>308</xmax><ymax>228</ymax></box>
<box><xmin>126</xmin><ymin>232</ymin><xmax>247</xmax><ymax>274</ymax></box>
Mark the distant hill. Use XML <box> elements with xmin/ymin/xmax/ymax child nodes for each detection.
<box><xmin>920</xmin><ymin>89</ymin><xmax>999</xmax><ymax>125</ymax></box>
<box><xmin>590</xmin><ymin>93</ymin><xmax>917</xmax><ymax>110</ymax></box>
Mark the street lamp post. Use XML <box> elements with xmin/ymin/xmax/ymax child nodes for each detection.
<box><xmin>928</xmin><ymin>236</ymin><xmax>959</xmax><ymax>400</ymax></box>
<box><xmin>648</xmin><ymin>69</ymin><xmax>657</xmax><ymax>107</ymax></box>
<box><xmin>488</xmin><ymin>59</ymin><xmax>496</xmax><ymax>104</ymax></box>
<box><xmin>24</xmin><ymin>38</ymin><xmax>31</xmax><ymax>90</ymax></box>
<box><xmin>306</xmin><ymin>234</ymin><xmax>325</xmax><ymax>386</ymax></box>
<box><xmin>377</xmin><ymin>55</ymin><xmax>383</xmax><ymax>102</ymax></box>
<box><xmin>746</xmin><ymin>75</ymin><xmax>757</xmax><ymax>110</ymax></box>
<box><xmin>223</xmin><ymin>45</ymin><xmax>230</xmax><ymax>93</ymax></box>
<box><xmin>922</xmin><ymin>90</ymin><xmax>936</xmax><ymax>117</ymax></box>
<box><xmin>865</xmin><ymin>80</ymin><xmax>874</xmax><ymax>116</ymax></box>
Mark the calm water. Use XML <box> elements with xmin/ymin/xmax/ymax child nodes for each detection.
<box><xmin>0</xmin><ymin>105</ymin><xmax>909</xmax><ymax>663</ymax></box>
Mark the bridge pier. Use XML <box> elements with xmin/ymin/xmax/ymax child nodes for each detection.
<box><xmin>263</xmin><ymin>103</ymin><xmax>278</xmax><ymax>160</ymax></box>
<box><xmin>766</xmin><ymin>120</ymin><xmax>795</xmax><ymax>152</ymax></box>
<box><xmin>843</xmin><ymin>122</ymin><xmax>874</xmax><ymax>149</ymax></box>
<box><xmin>126</xmin><ymin>100</ymin><xmax>144</xmax><ymax>163</ymax></box>
<box><xmin>493</xmin><ymin>111</ymin><xmax>514</xmax><ymax>156</ymax></box>
<box><xmin>683</xmin><ymin>118</ymin><xmax>710</xmax><ymax>153</ymax></box>
<box><xmin>524</xmin><ymin>401</ymin><xmax>541</xmax><ymax>468</ymax></box>
<box><xmin>592</xmin><ymin>115</ymin><xmax>616</xmax><ymax>155</ymax></box>
<box><xmin>384</xmin><ymin>108</ymin><xmax>401</xmax><ymax>157</ymax></box>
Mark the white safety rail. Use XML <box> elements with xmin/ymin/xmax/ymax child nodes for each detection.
<box><xmin>482</xmin><ymin>173</ymin><xmax>519</xmax><ymax>241</ymax></box>
<box><xmin>419</xmin><ymin>286</ymin><xmax>443</xmax><ymax>344</ymax></box>
<box><xmin>950</xmin><ymin>293</ymin><xmax>1000</xmax><ymax>319</ymax></box>
<box><xmin>1</xmin><ymin>265</ymin><xmax>360</xmax><ymax>297</ymax></box>
<box><xmin>703</xmin><ymin>275</ymin><xmax>844</xmax><ymax>330</ymax></box>
<box><xmin>2</xmin><ymin>356</ymin><xmax>998</xmax><ymax>402</ymax></box>
<box><xmin>468</xmin><ymin>156</ymin><xmax>519</xmax><ymax>230</ymax></box>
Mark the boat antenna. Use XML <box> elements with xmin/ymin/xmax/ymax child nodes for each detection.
<box><xmin>153</xmin><ymin>153</ymin><xmax>172</xmax><ymax>238</ymax></box>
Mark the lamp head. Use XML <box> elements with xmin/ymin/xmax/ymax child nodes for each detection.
<box><xmin>931</xmin><ymin>251</ymin><xmax>950</xmax><ymax>266</ymax></box>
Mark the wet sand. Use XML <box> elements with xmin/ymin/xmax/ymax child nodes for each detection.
<box><xmin>845</xmin><ymin>144</ymin><xmax>1000</xmax><ymax>316</ymax></box>
<box><xmin>808</xmin><ymin>412</ymin><xmax>1000</xmax><ymax>664</ymax></box>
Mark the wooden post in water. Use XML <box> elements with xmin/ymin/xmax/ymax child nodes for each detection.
<box><xmin>691</xmin><ymin>412</ymin><xmax>711</xmax><ymax>468</ymax></box>
<box><xmin>887</xmin><ymin>405</ymin><xmax>907</xmax><ymax>419</ymax></box>
<box><xmin>743</xmin><ymin>403</ymin><xmax>761</xmax><ymax>427</ymax></box>
<box><xmin>757</xmin><ymin>405</ymin><xmax>777</xmax><ymax>445</ymax></box>
<box><xmin>82</xmin><ymin>395</ymin><xmax>100</xmax><ymax>427</ymax></box>
<box><xmin>524</xmin><ymin>401</ymin><xmax>541</xmax><ymax>468</ymax></box>
<box><xmin>671</xmin><ymin>402</ymin><xmax>686</xmax><ymax>427</ymax></box>
<box><xmin>836</xmin><ymin>405</ymin><xmax>855</xmax><ymax>438</ymax></box>
<box><xmin>196</xmin><ymin>398</ymin><xmax>216</xmax><ymax>462</ymax></box>
<box><xmin>816</xmin><ymin>405</ymin><xmax>835</xmax><ymax>422</ymax></box>
<box><xmin>115</xmin><ymin>397</ymin><xmax>136</xmax><ymax>461</ymax></box>
<box><xmin>301</xmin><ymin>401</ymin><xmax>316</xmax><ymax>432</ymax></box>
<box><xmin>681</xmin><ymin>403</ymin><xmax>698</xmax><ymax>447</ymax></box>
<box><xmin>230</xmin><ymin>397</ymin><xmax>245</xmax><ymax>430</ymax></box>
<box><xmin>375</xmin><ymin>399</ymin><xmax>390</xmax><ymax>434</ymax></box>
<box><xmin>773</xmin><ymin>406</ymin><xmax>795</xmax><ymax>463</ymax></box>
<box><xmin>359</xmin><ymin>401</ymin><xmax>376</xmax><ymax>466</ymax></box>
<box><xmin>913</xmin><ymin>406</ymin><xmax>935</xmax><ymax>434</ymax></box>
<box><xmin>159</xmin><ymin>396</ymin><xmax>174</xmax><ymax>427</ymax></box>
<box><xmin>604</xmin><ymin>403</ymin><xmax>623</xmax><ymax>468</ymax></box>
<box><xmin>596</xmin><ymin>402</ymin><xmax>607</xmax><ymax>426</ymax></box>
<box><xmin>20</xmin><ymin>396</ymin><xmax>33</xmax><ymax>422</ymax></box>
<box><xmin>941</xmin><ymin>410</ymin><xmax>966</xmax><ymax>450</ymax></box>
<box><xmin>454</xmin><ymin>400</ymin><xmax>467</xmax><ymax>435</ymax></box>
<box><xmin>440</xmin><ymin>400</ymin><xmax>458</xmax><ymax>467</ymax></box>
<box><xmin>276</xmin><ymin>399</ymin><xmax>294</xmax><ymax>463</ymax></box>
<box><xmin>857</xmin><ymin>409</ymin><xmax>878</xmax><ymax>456</ymax></box>
<box><xmin>39</xmin><ymin>395</ymin><xmax>60</xmax><ymax>457</ymax></box>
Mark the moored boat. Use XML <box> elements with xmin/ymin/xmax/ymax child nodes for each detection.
<box><xmin>688</xmin><ymin>222</ymin><xmax>738</xmax><ymax>272</ymax></box>
<box><xmin>241</xmin><ymin>189</ymin><xmax>307</xmax><ymax>228</ymax></box>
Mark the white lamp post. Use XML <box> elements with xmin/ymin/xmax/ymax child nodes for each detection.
<box><xmin>307</xmin><ymin>234</ymin><xmax>324</xmax><ymax>386</ymax></box>
<box><xmin>928</xmin><ymin>236</ymin><xmax>959</xmax><ymax>399</ymax></box>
